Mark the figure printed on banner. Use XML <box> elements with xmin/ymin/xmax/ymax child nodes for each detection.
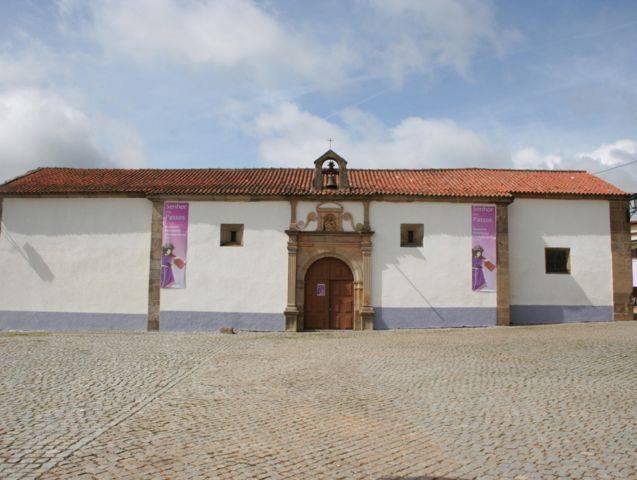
<box><xmin>472</xmin><ymin>244</ymin><xmax>496</xmax><ymax>291</ymax></box>
<box><xmin>161</xmin><ymin>243</ymin><xmax>186</xmax><ymax>289</ymax></box>
<box><xmin>161</xmin><ymin>201</ymin><xmax>189</xmax><ymax>289</ymax></box>
<box><xmin>471</xmin><ymin>204</ymin><xmax>497</xmax><ymax>292</ymax></box>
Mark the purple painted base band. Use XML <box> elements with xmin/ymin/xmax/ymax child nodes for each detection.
<box><xmin>0</xmin><ymin>311</ymin><xmax>147</xmax><ymax>331</ymax></box>
<box><xmin>374</xmin><ymin>307</ymin><xmax>497</xmax><ymax>330</ymax></box>
<box><xmin>510</xmin><ymin>305</ymin><xmax>613</xmax><ymax>325</ymax></box>
<box><xmin>0</xmin><ymin>310</ymin><xmax>285</xmax><ymax>332</ymax></box>
<box><xmin>159</xmin><ymin>311</ymin><xmax>285</xmax><ymax>331</ymax></box>
<box><xmin>0</xmin><ymin>306</ymin><xmax>614</xmax><ymax>332</ymax></box>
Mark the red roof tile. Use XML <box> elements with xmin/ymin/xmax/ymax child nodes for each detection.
<box><xmin>0</xmin><ymin>166</ymin><xmax>627</xmax><ymax>198</ymax></box>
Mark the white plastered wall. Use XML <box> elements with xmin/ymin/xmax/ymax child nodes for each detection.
<box><xmin>508</xmin><ymin>199</ymin><xmax>612</xmax><ymax>306</ymax></box>
<box><xmin>0</xmin><ymin>198</ymin><xmax>151</xmax><ymax>314</ymax></box>
<box><xmin>160</xmin><ymin>201</ymin><xmax>289</xmax><ymax>313</ymax></box>
<box><xmin>371</xmin><ymin>202</ymin><xmax>496</xmax><ymax>308</ymax></box>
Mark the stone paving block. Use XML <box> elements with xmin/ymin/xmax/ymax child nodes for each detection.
<box><xmin>0</xmin><ymin>323</ymin><xmax>635</xmax><ymax>479</ymax></box>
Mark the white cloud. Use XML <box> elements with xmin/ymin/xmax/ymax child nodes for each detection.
<box><xmin>510</xmin><ymin>140</ymin><xmax>637</xmax><ymax>192</ymax></box>
<box><xmin>512</xmin><ymin>148</ymin><xmax>563</xmax><ymax>170</ymax></box>
<box><xmin>90</xmin><ymin>0</ymin><xmax>283</xmax><ymax>65</ymax></box>
<box><xmin>71</xmin><ymin>0</ymin><xmax>351</xmax><ymax>88</ymax></box>
<box><xmin>576</xmin><ymin>140</ymin><xmax>637</xmax><ymax>193</ymax></box>
<box><xmin>0</xmin><ymin>54</ymin><xmax>49</xmax><ymax>86</ymax></box>
<box><xmin>224</xmin><ymin>98</ymin><xmax>637</xmax><ymax>192</ymax></box>
<box><xmin>511</xmin><ymin>142</ymin><xmax>637</xmax><ymax>174</ymax></box>
<box><xmin>366</xmin><ymin>0</ymin><xmax>520</xmax><ymax>80</ymax></box>
<box><xmin>0</xmin><ymin>39</ymin><xmax>61</xmax><ymax>88</ymax></box>
<box><xmin>0</xmin><ymin>89</ymin><xmax>146</xmax><ymax>182</ymax></box>
<box><xmin>224</xmin><ymin>100</ymin><xmax>502</xmax><ymax>169</ymax></box>
<box><xmin>580</xmin><ymin>139</ymin><xmax>637</xmax><ymax>167</ymax></box>
<box><xmin>61</xmin><ymin>0</ymin><xmax>517</xmax><ymax>88</ymax></box>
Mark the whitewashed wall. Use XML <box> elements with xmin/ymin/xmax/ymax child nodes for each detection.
<box><xmin>159</xmin><ymin>201</ymin><xmax>289</xmax><ymax>331</ymax></box>
<box><xmin>370</xmin><ymin>201</ymin><xmax>497</xmax><ymax>328</ymax></box>
<box><xmin>0</xmin><ymin>198</ymin><xmax>151</xmax><ymax>330</ymax></box>
<box><xmin>0</xmin><ymin>195</ymin><xmax>614</xmax><ymax>331</ymax></box>
<box><xmin>508</xmin><ymin>199</ymin><xmax>613</xmax><ymax>324</ymax></box>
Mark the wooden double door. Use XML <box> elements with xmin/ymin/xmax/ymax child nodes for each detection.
<box><xmin>304</xmin><ymin>257</ymin><xmax>354</xmax><ymax>330</ymax></box>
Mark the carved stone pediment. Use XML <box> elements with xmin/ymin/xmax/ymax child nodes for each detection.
<box><xmin>295</xmin><ymin>202</ymin><xmax>364</xmax><ymax>232</ymax></box>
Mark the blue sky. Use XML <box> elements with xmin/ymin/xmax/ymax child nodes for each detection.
<box><xmin>0</xmin><ymin>0</ymin><xmax>636</xmax><ymax>191</ymax></box>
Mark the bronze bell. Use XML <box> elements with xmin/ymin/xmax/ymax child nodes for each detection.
<box><xmin>325</xmin><ymin>161</ymin><xmax>338</xmax><ymax>189</ymax></box>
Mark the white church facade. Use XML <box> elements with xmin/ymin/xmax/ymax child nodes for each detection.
<box><xmin>0</xmin><ymin>151</ymin><xmax>632</xmax><ymax>332</ymax></box>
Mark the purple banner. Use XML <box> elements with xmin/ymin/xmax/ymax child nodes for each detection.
<box><xmin>161</xmin><ymin>202</ymin><xmax>189</xmax><ymax>289</ymax></box>
<box><xmin>471</xmin><ymin>205</ymin><xmax>496</xmax><ymax>292</ymax></box>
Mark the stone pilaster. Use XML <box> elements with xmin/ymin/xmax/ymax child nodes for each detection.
<box><xmin>609</xmin><ymin>200</ymin><xmax>632</xmax><ymax>321</ymax></box>
<box><xmin>284</xmin><ymin>231</ymin><xmax>300</xmax><ymax>331</ymax></box>
<box><xmin>363</xmin><ymin>201</ymin><xmax>370</xmax><ymax>231</ymax></box>
<box><xmin>0</xmin><ymin>198</ymin><xmax>3</xmax><ymax>238</ymax></box>
<box><xmin>147</xmin><ymin>200</ymin><xmax>164</xmax><ymax>331</ymax></box>
<box><xmin>289</xmin><ymin>199</ymin><xmax>298</xmax><ymax>230</ymax></box>
<box><xmin>360</xmin><ymin>233</ymin><xmax>375</xmax><ymax>330</ymax></box>
<box><xmin>496</xmin><ymin>203</ymin><xmax>510</xmax><ymax>326</ymax></box>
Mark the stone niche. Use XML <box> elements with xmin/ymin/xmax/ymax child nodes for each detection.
<box><xmin>284</xmin><ymin>201</ymin><xmax>374</xmax><ymax>331</ymax></box>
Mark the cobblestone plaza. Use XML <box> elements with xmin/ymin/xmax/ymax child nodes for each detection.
<box><xmin>1</xmin><ymin>322</ymin><xmax>636</xmax><ymax>479</ymax></box>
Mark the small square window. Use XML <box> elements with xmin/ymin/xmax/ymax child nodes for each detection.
<box><xmin>400</xmin><ymin>224</ymin><xmax>423</xmax><ymax>247</ymax></box>
<box><xmin>545</xmin><ymin>248</ymin><xmax>570</xmax><ymax>274</ymax></box>
<box><xmin>220</xmin><ymin>224</ymin><xmax>244</xmax><ymax>246</ymax></box>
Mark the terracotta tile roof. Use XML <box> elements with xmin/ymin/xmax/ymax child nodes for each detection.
<box><xmin>0</xmin><ymin>166</ymin><xmax>627</xmax><ymax>198</ymax></box>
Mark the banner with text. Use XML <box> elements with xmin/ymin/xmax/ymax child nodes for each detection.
<box><xmin>161</xmin><ymin>202</ymin><xmax>189</xmax><ymax>289</ymax></box>
<box><xmin>471</xmin><ymin>205</ymin><xmax>496</xmax><ymax>292</ymax></box>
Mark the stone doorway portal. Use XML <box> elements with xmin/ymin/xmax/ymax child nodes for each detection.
<box><xmin>284</xmin><ymin>228</ymin><xmax>375</xmax><ymax>332</ymax></box>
